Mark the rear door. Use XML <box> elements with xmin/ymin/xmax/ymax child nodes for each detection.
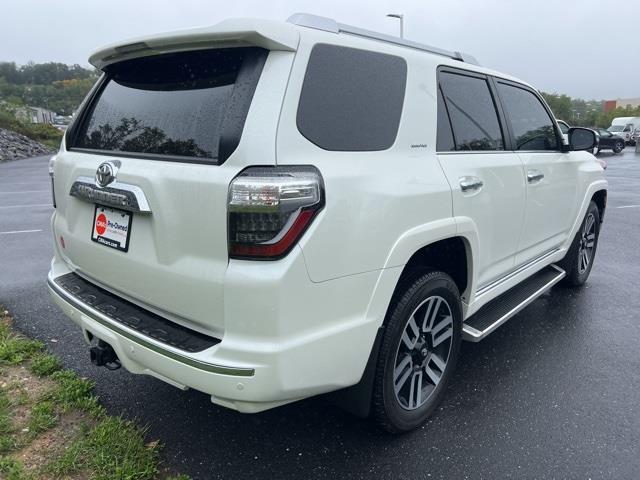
<box><xmin>52</xmin><ymin>46</ymin><xmax>288</xmax><ymax>335</ymax></box>
<box><xmin>436</xmin><ymin>68</ymin><xmax>526</xmax><ymax>289</ymax></box>
<box><xmin>493</xmin><ymin>80</ymin><xmax>579</xmax><ymax>266</ymax></box>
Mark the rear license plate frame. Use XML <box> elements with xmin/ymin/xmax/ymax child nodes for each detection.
<box><xmin>91</xmin><ymin>205</ymin><xmax>133</xmax><ymax>252</ymax></box>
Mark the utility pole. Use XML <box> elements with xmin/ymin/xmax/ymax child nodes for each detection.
<box><xmin>386</xmin><ymin>13</ymin><xmax>404</xmax><ymax>38</ymax></box>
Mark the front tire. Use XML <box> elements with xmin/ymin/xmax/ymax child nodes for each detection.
<box><xmin>373</xmin><ymin>271</ymin><xmax>462</xmax><ymax>433</ymax></box>
<box><xmin>560</xmin><ymin>201</ymin><xmax>600</xmax><ymax>286</ymax></box>
<box><xmin>613</xmin><ymin>141</ymin><xmax>624</xmax><ymax>153</ymax></box>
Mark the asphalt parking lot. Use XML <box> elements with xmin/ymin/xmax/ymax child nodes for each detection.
<box><xmin>1</xmin><ymin>149</ymin><xmax>639</xmax><ymax>479</ymax></box>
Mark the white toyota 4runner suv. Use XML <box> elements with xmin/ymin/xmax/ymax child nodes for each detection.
<box><xmin>47</xmin><ymin>14</ymin><xmax>607</xmax><ymax>432</ymax></box>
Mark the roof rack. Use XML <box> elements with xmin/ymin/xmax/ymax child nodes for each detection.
<box><xmin>287</xmin><ymin>13</ymin><xmax>479</xmax><ymax>66</ymax></box>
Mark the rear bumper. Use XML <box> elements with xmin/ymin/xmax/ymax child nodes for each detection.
<box><xmin>48</xmin><ymin>272</ymin><xmax>276</xmax><ymax>412</ymax></box>
<box><xmin>47</xmin><ymin>249</ymin><xmax>384</xmax><ymax>413</ymax></box>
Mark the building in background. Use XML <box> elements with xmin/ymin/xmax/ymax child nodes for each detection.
<box><xmin>28</xmin><ymin>106</ymin><xmax>56</xmax><ymax>124</ymax></box>
<box><xmin>14</xmin><ymin>106</ymin><xmax>57</xmax><ymax>124</ymax></box>
<box><xmin>604</xmin><ymin>97</ymin><xmax>640</xmax><ymax>113</ymax></box>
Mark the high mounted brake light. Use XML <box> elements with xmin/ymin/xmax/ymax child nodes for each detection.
<box><xmin>227</xmin><ymin>166</ymin><xmax>324</xmax><ymax>259</ymax></box>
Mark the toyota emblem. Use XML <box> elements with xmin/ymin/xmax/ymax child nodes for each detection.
<box><xmin>95</xmin><ymin>161</ymin><xmax>119</xmax><ymax>188</ymax></box>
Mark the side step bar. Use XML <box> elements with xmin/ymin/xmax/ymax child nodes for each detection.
<box><xmin>462</xmin><ymin>265</ymin><xmax>566</xmax><ymax>342</ymax></box>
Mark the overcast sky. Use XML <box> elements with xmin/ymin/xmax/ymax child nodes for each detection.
<box><xmin>3</xmin><ymin>0</ymin><xmax>639</xmax><ymax>100</ymax></box>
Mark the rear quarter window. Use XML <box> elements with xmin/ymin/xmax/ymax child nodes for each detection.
<box><xmin>296</xmin><ymin>44</ymin><xmax>407</xmax><ymax>151</ymax></box>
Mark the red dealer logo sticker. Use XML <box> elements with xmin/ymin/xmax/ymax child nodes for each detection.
<box><xmin>95</xmin><ymin>213</ymin><xmax>107</xmax><ymax>236</ymax></box>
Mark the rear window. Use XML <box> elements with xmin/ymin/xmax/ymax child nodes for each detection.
<box><xmin>436</xmin><ymin>87</ymin><xmax>455</xmax><ymax>151</ymax></box>
<box><xmin>439</xmin><ymin>71</ymin><xmax>504</xmax><ymax>151</ymax></box>
<box><xmin>70</xmin><ymin>47</ymin><xmax>267</xmax><ymax>163</ymax></box>
<box><xmin>296</xmin><ymin>44</ymin><xmax>407</xmax><ymax>151</ymax></box>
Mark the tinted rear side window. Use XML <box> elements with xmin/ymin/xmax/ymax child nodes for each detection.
<box><xmin>297</xmin><ymin>44</ymin><xmax>407</xmax><ymax>151</ymax></box>
<box><xmin>439</xmin><ymin>71</ymin><xmax>504</xmax><ymax>151</ymax></box>
<box><xmin>496</xmin><ymin>82</ymin><xmax>559</xmax><ymax>151</ymax></box>
<box><xmin>71</xmin><ymin>47</ymin><xmax>267</xmax><ymax>163</ymax></box>
<box><xmin>436</xmin><ymin>87</ymin><xmax>455</xmax><ymax>151</ymax></box>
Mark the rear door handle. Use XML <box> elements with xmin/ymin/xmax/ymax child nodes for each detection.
<box><xmin>527</xmin><ymin>170</ymin><xmax>544</xmax><ymax>183</ymax></box>
<box><xmin>459</xmin><ymin>176</ymin><xmax>484</xmax><ymax>192</ymax></box>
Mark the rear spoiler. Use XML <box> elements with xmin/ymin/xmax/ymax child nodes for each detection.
<box><xmin>89</xmin><ymin>18</ymin><xmax>300</xmax><ymax>70</ymax></box>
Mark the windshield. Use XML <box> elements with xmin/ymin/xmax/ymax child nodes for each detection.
<box><xmin>608</xmin><ymin>125</ymin><xmax>624</xmax><ymax>132</ymax></box>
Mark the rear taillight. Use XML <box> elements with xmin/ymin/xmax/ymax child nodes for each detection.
<box><xmin>228</xmin><ymin>166</ymin><xmax>324</xmax><ymax>259</ymax></box>
<box><xmin>48</xmin><ymin>155</ymin><xmax>56</xmax><ymax>208</ymax></box>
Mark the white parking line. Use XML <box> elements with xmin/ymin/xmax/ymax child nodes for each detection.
<box><xmin>0</xmin><ymin>182</ymin><xmax>49</xmax><ymax>185</ymax></box>
<box><xmin>0</xmin><ymin>229</ymin><xmax>43</xmax><ymax>235</ymax></box>
<box><xmin>0</xmin><ymin>203</ymin><xmax>52</xmax><ymax>209</ymax></box>
<box><xmin>616</xmin><ymin>205</ymin><xmax>640</xmax><ymax>209</ymax></box>
<box><xmin>0</xmin><ymin>190</ymin><xmax>49</xmax><ymax>194</ymax></box>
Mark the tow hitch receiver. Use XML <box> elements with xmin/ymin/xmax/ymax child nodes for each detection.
<box><xmin>89</xmin><ymin>340</ymin><xmax>121</xmax><ymax>370</ymax></box>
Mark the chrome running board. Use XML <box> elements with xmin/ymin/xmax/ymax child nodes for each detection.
<box><xmin>475</xmin><ymin>248</ymin><xmax>560</xmax><ymax>297</ymax></box>
<box><xmin>462</xmin><ymin>265</ymin><xmax>566</xmax><ymax>342</ymax></box>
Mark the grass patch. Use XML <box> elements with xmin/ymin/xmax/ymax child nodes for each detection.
<box><xmin>0</xmin><ymin>457</ymin><xmax>29</xmax><ymax>480</ymax></box>
<box><xmin>30</xmin><ymin>353</ymin><xmax>61</xmax><ymax>377</ymax></box>
<box><xmin>0</xmin><ymin>389</ymin><xmax>15</xmax><ymax>454</ymax></box>
<box><xmin>27</xmin><ymin>400</ymin><xmax>57</xmax><ymax>435</ymax></box>
<box><xmin>0</xmin><ymin>388</ymin><xmax>11</xmax><ymax>433</ymax></box>
<box><xmin>0</xmin><ymin>307</ymin><xmax>185</xmax><ymax>479</ymax></box>
<box><xmin>0</xmin><ymin>306</ymin><xmax>190</xmax><ymax>480</ymax></box>
<box><xmin>0</xmin><ymin>437</ymin><xmax>15</xmax><ymax>455</ymax></box>
<box><xmin>0</xmin><ymin>317</ymin><xmax>43</xmax><ymax>365</ymax></box>
<box><xmin>45</xmin><ymin>370</ymin><xmax>104</xmax><ymax>417</ymax></box>
<box><xmin>47</xmin><ymin>416</ymin><xmax>160</xmax><ymax>480</ymax></box>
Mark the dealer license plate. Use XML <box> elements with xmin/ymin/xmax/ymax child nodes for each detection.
<box><xmin>91</xmin><ymin>206</ymin><xmax>132</xmax><ymax>252</ymax></box>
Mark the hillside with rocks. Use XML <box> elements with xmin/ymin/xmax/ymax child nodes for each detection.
<box><xmin>0</xmin><ymin>128</ymin><xmax>53</xmax><ymax>162</ymax></box>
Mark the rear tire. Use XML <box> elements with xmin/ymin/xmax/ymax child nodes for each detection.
<box><xmin>560</xmin><ymin>201</ymin><xmax>600</xmax><ymax>286</ymax></box>
<box><xmin>373</xmin><ymin>271</ymin><xmax>462</xmax><ymax>433</ymax></box>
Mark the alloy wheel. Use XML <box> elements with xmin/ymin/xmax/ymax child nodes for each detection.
<box><xmin>577</xmin><ymin>212</ymin><xmax>596</xmax><ymax>274</ymax></box>
<box><xmin>393</xmin><ymin>296</ymin><xmax>454</xmax><ymax>410</ymax></box>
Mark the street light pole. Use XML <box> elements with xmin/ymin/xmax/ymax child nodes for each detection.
<box><xmin>386</xmin><ymin>13</ymin><xmax>404</xmax><ymax>38</ymax></box>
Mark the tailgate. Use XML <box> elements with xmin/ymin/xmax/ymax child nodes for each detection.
<box><xmin>51</xmin><ymin>38</ymin><xmax>295</xmax><ymax>335</ymax></box>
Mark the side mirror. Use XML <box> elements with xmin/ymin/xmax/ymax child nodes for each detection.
<box><xmin>568</xmin><ymin>127</ymin><xmax>597</xmax><ymax>151</ymax></box>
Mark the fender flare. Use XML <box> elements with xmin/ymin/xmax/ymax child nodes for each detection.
<box><xmin>329</xmin><ymin>218</ymin><xmax>479</xmax><ymax>417</ymax></box>
<box><xmin>563</xmin><ymin>179</ymin><xmax>608</xmax><ymax>252</ymax></box>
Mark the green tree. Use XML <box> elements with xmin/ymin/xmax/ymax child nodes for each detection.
<box><xmin>541</xmin><ymin>92</ymin><xmax>573</xmax><ymax>121</ymax></box>
<box><xmin>0</xmin><ymin>61</ymin><xmax>98</xmax><ymax>115</ymax></box>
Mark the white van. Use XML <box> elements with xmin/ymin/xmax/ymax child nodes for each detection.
<box><xmin>608</xmin><ymin>116</ymin><xmax>640</xmax><ymax>144</ymax></box>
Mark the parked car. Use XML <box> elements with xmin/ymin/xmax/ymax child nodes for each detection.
<box><xmin>608</xmin><ymin>116</ymin><xmax>640</xmax><ymax>145</ymax></box>
<box><xmin>47</xmin><ymin>13</ymin><xmax>607</xmax><ymax>433</ymax></box>
<box><xmin>593</xmin><ymin>128</ymin><xmax>625</xmax><ymax>154</ymax></box>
